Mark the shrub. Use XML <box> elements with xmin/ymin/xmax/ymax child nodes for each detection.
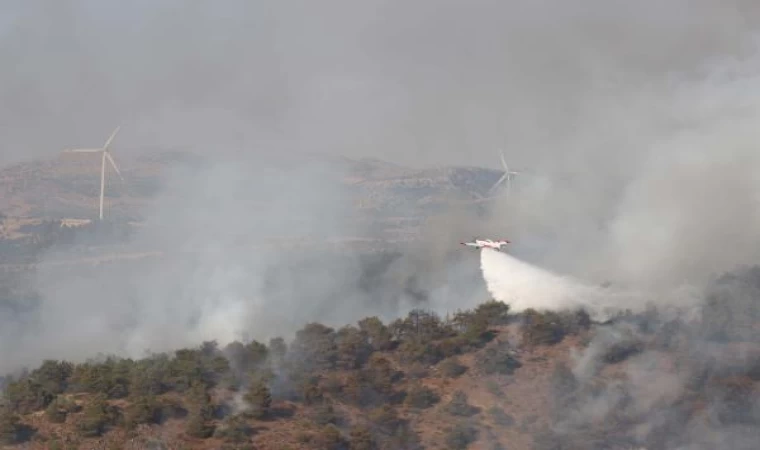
<box><xmin>348</xmin><ymin>425</ymin><xmax>376</xmax><ymax>450</ymax></box>
<box><xmin>312</xmin><ymin>424</ymin><xmax>347</xmax><ymax>450</ymax></box>
<box><xmin>311</xmin><ymin>402</ymin><xmax>341</xmax><ymax>426</ymax></box>
<box><xmin>243</xmin><ymin>379</ymin><xmax>271</xmax><ymax>419</ymax></box>
<box><xmin>76</xmin><ymin>394</ymin><xmax>118</xmax><ymax>438</ymax></box>
<box><xmin>123</xmin><ymin>395</ymin><xmax>161</xmax><ymax>429</ymax></box>
<box><xmin>485</xmin><ymin>381</ymin><xmax>503</xmax><ymax>398</ymax></box>
<box><xmin>213</xmin><ymin>414</ymin><xmax>254</xmax><ymax>444</ymax></box>
<box><xmin>185</xmin><ymin>410</ymin><xmax>215</xmax><ymax>439</ymax></box>
<box><xmin>44</xmin><ymin>396</ymin><xmax>79</xmax><ymax>424</ymax></box>
<box><xmin>522</xmin><ymin>310</ymin><xmax>567</xmax><ymax>346</ymax></box>
<box><xmin>439</xmin><ymin>358</ymin><xmax>467</xmax><ymax>378</ymax></box>
<box><xmin>443</xmin><ymin>391</ymin><xmax>480</xmax><ymax>417</ymax></box>
<box><xmin>4</xmin><ymin>378</ymin><xmax>54</xmax><ymax>414</ymax></box>
<box><xmin>445</xmin><ymin>423</ymin><xmax>478</xmax><ymax>449</ymax></box>
<box><xmin>368</xmin><ymin>405</ymin><xmax>402</xmax><ymax>434</ymax></box>
<box><xmin>488</xmin><ymin>407</ymin><xmax>515</xmax><ymax>426</ymax></box>
<box><xmin>476</xmin><ymin>344</ymin><xmax>522</xmax><ymax>375</ymax></box>
<box><xmin>404</xmin><ymin>384</ymin><xmax>440</xmax><ymax>409</ymax></box>
<box><xmin>0</xmin><ymin>408</ymin><xmax>33</xmax><ymax>445</ymax></box>
<box><xmin>406</xmin><ymin>363</ymin><xmax>429</xmax><ymax>380</ymax></box>
<box><xmin>602</xmin><ymin>339</ymin><xmax>645</xmax><ymax>364</ymax></box>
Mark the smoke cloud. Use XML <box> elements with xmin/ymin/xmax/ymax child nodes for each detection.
<box><xmin>2</xmin><ymin>0</ymin><xmax>760</xmax><ymax>377</ymax></box>
<box><xmin>0</xmin><ymin>155</ymin><xmax>489</xmax><ymax>372</ymax></box>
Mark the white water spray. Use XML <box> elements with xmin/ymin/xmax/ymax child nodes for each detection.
<box><xmin>480</xmin><ymin>249</ymin><xmax>646</xmax><ymax>320</ymax></box>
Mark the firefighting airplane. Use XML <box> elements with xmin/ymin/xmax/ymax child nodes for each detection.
<box><xmin>460</xmin><ymin>238</ymin><xmax>511</xmax><ymax>251</ymax></box>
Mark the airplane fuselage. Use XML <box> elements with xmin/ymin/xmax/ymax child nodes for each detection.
<box><xmin>460</xmin><ymin>238</ymin><xmax>510</xmax><ymax>251</ymax></box>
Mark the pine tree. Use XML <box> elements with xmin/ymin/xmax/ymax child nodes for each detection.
<box><xmin>243</xmin><ymin>378</ymin><xmax>272</xmax><ymax>420</ymax></box>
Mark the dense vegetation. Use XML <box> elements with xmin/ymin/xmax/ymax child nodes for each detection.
<box><xmin>0</xmin><ymin>299</ymin><xmax>592</xmax><ymax>449</ymax></box>
<box><xmin>2</xmin><ymin>265</ymin><xmax>760</xmax><ymax>449</ymax></box>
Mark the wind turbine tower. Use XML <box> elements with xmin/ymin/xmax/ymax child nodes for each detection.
<box><xmin>488</xmin><ymin>150</ymin><xmax>521</xmax><ymax>197</ymax></box>
<box><xmin>62</xmin><ymin>125</ymin><xmax>124</xmax><ymax>221</ymax></box>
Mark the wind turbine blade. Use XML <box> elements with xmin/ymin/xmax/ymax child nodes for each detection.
<box><xmin>105</xmin><ymin>152</ymin><xmax>124</xmax><ymax>181</ymax></box>
<box><xmin>103</xmin><ymin>125</ymin><xmax>121</xmax><ymax>150</ymax></box>
<box><xmin>500</xmin><ymin>150</ymin><xmax>508</xmax><ymax>170</ymax></box>
<box><xmin>488</xmin><ymin>172</ymin><xmax>509</xmax><ymax>194</ymax></box>
<box><xmin>62</xmin><ymin>148</ymin><xmax>104</xmax><ymax>153</ymax></box>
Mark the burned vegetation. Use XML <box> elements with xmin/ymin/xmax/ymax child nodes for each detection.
<box><xmin>533</xmin><ymin>266</ymin><xmax>760</xmax><ymax>450</ymax></box>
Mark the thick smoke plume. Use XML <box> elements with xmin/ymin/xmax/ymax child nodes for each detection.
<box><xmin>2</xmin><ymin>0</ymin><xmax>760</xmax><ymax>383</ymax></box>
<box><xmin>0</xmin><ymin>156</ymin><xmax>488</xmax><ymax>373</ymax></box>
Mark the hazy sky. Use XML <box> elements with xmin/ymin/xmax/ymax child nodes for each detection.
<box><xmin>4</xmin><ymin>0</ymin><xmax>760</xmax><ymax>373</ymax></box>
<box><xmin>2</xmin><ymin>0</ymin><xmax>760</xmax><ymax>170</ymax></box>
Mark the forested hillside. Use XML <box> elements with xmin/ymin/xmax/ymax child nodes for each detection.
<box><xmin>2</xmin><ymin>265</ymin><xmax>760</xmax><ymax>449</ymax></box>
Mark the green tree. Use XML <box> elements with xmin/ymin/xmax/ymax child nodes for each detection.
<box><xmin>185</xmin><ymin>410</ymin><xmax>215</xmax><ymax>439</ymax></box>
<box><xmin>4</xmin><ymin>378</ymin><xmax>54</xmax><ymax>414</ymax></box>
<box><xmin>522</xmin><ymin>309</ymin><xmax>567</xmax><ymax>346</ymax></box>
<box><xmin>268</xmin><ymin>337</ymin><xmax>288</xmax><ymax>363</ymax></box>
<box><xmin>214</xmin><ymin>414</ymin><xmax>253</xmax><ymax>444</ymax></box>
<box><xmin>243</xmin><ymin>378</ymin><xmax>272</xmax><ymax>420</ymax></box>
<box><xmin>129</xmin><ymin>356</ymin><xmax>169</xmax><ymax>397</ymax></box>
<box><xmin>69</xmin><ymin>358</ymin><xmax>131</xmax><ymax>399</ymax></box>
<box><xmin>44</xmin><ymin>396</ymin><xmax>78</xmax><ymax>424</ymax></box>
<box><xmin>0</xmin><ymin>408</ymin><xmax>28</xmax><ymax>445</ymax></box>
<box><xmin>358</xmin><ymin>317</ymin><xmax>394</xmax><ymax>351</ymax></box>
<box><xmin>167</xmin><ymin>344</ymin><xmax>228</xmax><ymax>392</ymax></box>
<box><xmin>30</xmin><ymin>360</ymin><xmax>73</xmax><ymax>396</ymax></box>
<box><xmin>224</xmin><ymin>340</ymin><xmax>268</xmax><ymax>373</ymax></box>
<box><xmin>397</xmin><ymin>338</ymin><xmax>445</xmax><ymax>366</ymax></box>
<box><xmin>391</xmin><ymin>309</ymin><xmax>453</xmax><ymax>342</ymax></box>
<box><xmin>301</xmin><ymin>375</ymin><xmax>324</xmax><ymax>405</ymax></box>
<box><xmin>362</xmin><ymin>355</ymin><xmax>400</xmax><ymax>399</ymax></box>
<box><xmin>123</xmin><ymin>395</ymin><xmax>160</xmax><ymax>430</ymax></box>
<box><xmin>473</xmin><ymin>300</ymin><xmax>511</xmax><ymax>326</ymax></box>
<box><xmin>336</xmin><ymin>325</ymin><xmax>373</xmax><ymax>370</ymax></box>
<box><xmin>184</xmin><ymin>382</ymin><xmax>215</xmax><ymax>438</ymax></box>
<box><xmin>290</xmin><ymin>323</ymin><xmax>338</xmax><ymax>371</ymax></box>
<box><xmin>76</xmin><ymin>394</ymin><xmax>117</xmax><ymax>438</ymax></box>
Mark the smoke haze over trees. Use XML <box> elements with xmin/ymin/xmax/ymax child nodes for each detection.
<box><xmin>3</xmin><ymin>2</ymin><xmax>760</xmax><ymax>448</ymax></box>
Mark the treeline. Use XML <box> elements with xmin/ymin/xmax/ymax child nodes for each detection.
<box><xmin>0</xmin><ymin>300</ymin><xmax>593</xmax><ymax>449</ymax></box>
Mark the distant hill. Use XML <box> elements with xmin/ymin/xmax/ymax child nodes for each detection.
<box><xmin>0</xmin><ymin>151</ymin><xmax>509</xmax><ymax>269</ymax></box>
<box><xmin>0</xmin><ymin>151</ymin><xmax>505</xmax><ymax>239</ymax></box>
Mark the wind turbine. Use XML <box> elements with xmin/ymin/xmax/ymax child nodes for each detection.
<box><xmin>488</xmin><ymin>150</ymin><xmax>521</xmax><ymax>197</ymax></box>
<box><xmin>62</xmin><ymin>125</ymin><xmax>124</xmax><ymax>221</ymax></box>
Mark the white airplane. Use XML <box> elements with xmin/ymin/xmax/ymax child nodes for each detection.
<box><xmin>460</xmin><ymin>238</ymin><xmax>511</xmax><ymax>251</ymax></box>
